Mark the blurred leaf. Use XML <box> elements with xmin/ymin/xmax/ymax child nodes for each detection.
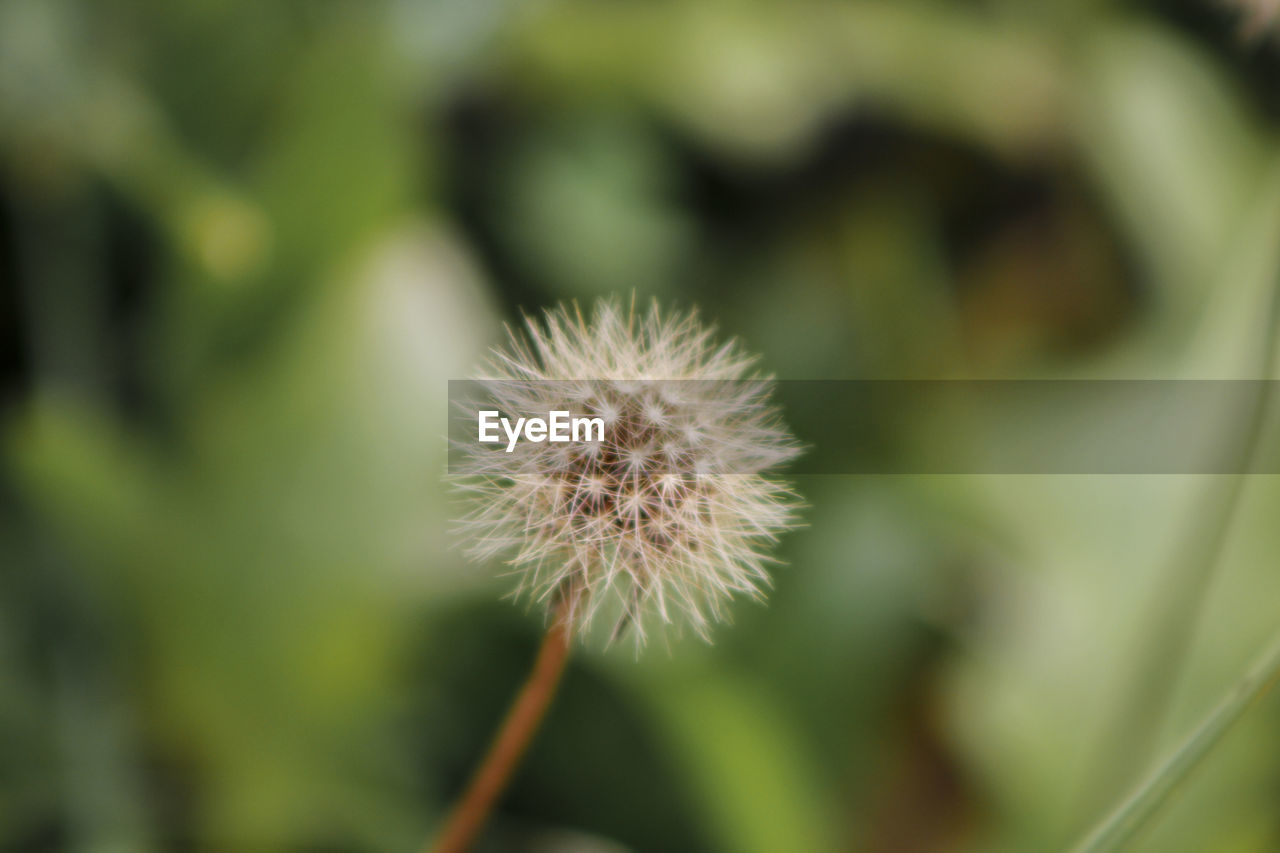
<box><xmin>1076</xmin><ymin>22</ymin><xmax>1268</xmax><ymax>309</ymax></box>
<box><xmin>630</xmin><ymin>666</ymin><xmax>837</xmax><ymax>853</ymax></box>
<box><xmin>501</xmin><ymin>2</ymin><xmax>1065</xmax><ymax>162</ymax></box>
<box><xmin>493</xmin><ymin>115</ymin><xmax>691</xmax><ymax>297</ymax></box>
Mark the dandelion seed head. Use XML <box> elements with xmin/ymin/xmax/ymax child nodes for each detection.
<box><xmin>451</xmin><ymin>299</ymin><xmax>802</xmax><ymax>648</ymax></box>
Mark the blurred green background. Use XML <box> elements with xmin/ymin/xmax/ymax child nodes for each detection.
<box><xmin>4</xmin><ymin>1</ymin><xmax>1280</xmax><ymax>851</ymax></box>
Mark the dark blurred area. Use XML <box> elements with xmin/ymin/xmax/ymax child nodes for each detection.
<box><xmin>4</xmin><ymin>1</ymin><xmax>1280</xmax><ymax>851</ymax></box>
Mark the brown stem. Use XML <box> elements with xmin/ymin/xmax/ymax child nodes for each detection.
<box><xmin>426</xmin><ymin>610</ymin><xmax>572</xmax><ymax>853</ymax></box>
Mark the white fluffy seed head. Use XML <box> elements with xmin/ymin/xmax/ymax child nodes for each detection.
<box><xmin>451</xmin><ymin>299</ymin><xmax>802</xmax><ymax>648</ymax></box>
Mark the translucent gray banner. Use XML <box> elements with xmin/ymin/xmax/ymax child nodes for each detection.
<box><xmin>447</xmin><ymin>380</ymin><xmax>1280</xmax><ymax>474</ymax></box>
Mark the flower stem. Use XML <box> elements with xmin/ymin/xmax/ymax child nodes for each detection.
<box><xmin>1068</xmin><ymin>627</ymin><xmax>1280</xmax><ymax>853</ymax></box>
<box><xmin>426</xmin><ymin>613</ymin><xmax>572</xmax><ymax>853</ymax></box>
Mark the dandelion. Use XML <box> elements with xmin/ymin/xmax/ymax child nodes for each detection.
<box><xmin>430</xmin><ymin>299</ymin><xmax>800</xmax><ymax>853</ymax></box>
<box><xmin>452</xmin><ymin>298</ymin><xmax>802</xmax><ymax>646</ymax></box>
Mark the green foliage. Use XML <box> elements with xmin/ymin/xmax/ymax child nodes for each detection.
<box><xmin>3</xmin><ymin>0</ymin><xmax>1280</xmax><ymax>851</ymax></box>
